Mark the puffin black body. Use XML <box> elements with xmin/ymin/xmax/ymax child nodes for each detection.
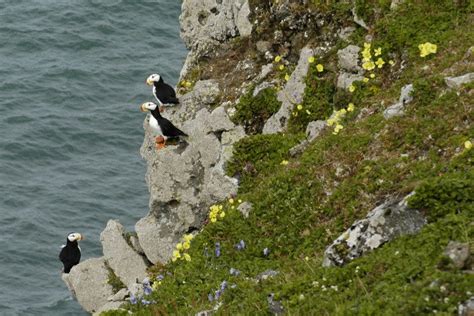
<box><xmin>59</xmin><ymin>232</ymin><xmax>83</xmax><ymax>273</ymax></box>
<box><xmin>140</xmin><ymin>102</ymin><xmax>187</xmax><ymax>149</ymax></box>
<box><xmin>146</xmin><ymin>74</ymin><xmax>179</xmax><ymax>106</ymax></box>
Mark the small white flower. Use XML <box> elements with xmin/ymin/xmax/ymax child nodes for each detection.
<box><xmin>440</xmin><ymin>285</ymin><xmax>446</xmax><ymax>292</ymax></box>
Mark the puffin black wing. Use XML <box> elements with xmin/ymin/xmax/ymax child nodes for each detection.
<box><xmin>158</xmin><ymin>117</ymin><xmax>188</xmax><ymax>138</ymax></box>
<box><xmin>154</xmin><ymin>81</ymin><xmax>179</xmax><ymax>104</ymax></box>
<box><xmin>59</xmin><ymin>244</ymin><xmax>81</xmax><ymax>273</ymax></box>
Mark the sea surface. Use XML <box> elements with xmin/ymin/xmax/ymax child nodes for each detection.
<box><xmin>0</xmin><ymin>1</ymin><xmax>186</xmax><ymax>314</ymax></box>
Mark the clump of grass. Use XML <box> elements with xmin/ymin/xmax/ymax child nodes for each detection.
<box><xmin>105</xmin><ymin>263</ymin><xmax>126</xmax><ymax>294</ymax></box>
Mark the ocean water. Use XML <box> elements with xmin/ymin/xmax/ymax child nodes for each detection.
<box><xmin>0</xmin><ymin>1</ymin><xmax>186</xmax><ymax>314</ymax></box>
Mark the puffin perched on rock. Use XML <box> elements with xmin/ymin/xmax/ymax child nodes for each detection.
<box><xmin>140</xmin><ymin>102</ymin><xmax>188</xmax><ymax>149</ymax></box>
<box><xmin>146</xmin><ymin>74</ymin><xmax>179</xmax><ymax>111</ymax></box>
<box><xmin>59</xmin><ymin>232</ymin><xmax>83</xmax><ymax>273</ymax></box>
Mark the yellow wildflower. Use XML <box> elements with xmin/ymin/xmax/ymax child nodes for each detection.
<box><xmin>285</xmin><ymin>74</ymin><xmax>290</xmax><ymax>81</ymax></box>
<box><xmin>172</xmin><ymin>257</ymin><xmax>177</xmax><ymax>262</ymax></box>
<box><xmin>389</xmin><ymin>60</ymin><xmax>395</xmax><ymax>66</ymax></box>
<box><xmin>176</xmin><ymin>243</ymin><xmax>183</xmax><ymax>250</ymax></box>
<box><xmin>327</xmin><ymin>118</ymin><xmax>336</xmax><ymax>126</ymax></box>
<box><xmin>349</xmin><ymin>84</ymin><xmax>356</xmax><ymax>93</ymax></box>
<box><xmin>211</xmin><ymin>217</ymin><xmax>217</xmax><ymax>223</ymax></box>
<box><xmin>465</xmin><ymin>140</ymin><xmax>473</xmax><ymax>150</ymax></box>
<box><xmin>220</xmin><ymin>211</ymin><xmax>225</xmax><ymax>219</ymax></box>
<box><xmin>184</xmin><ymin>253</ymin><xmax>191</xmax><ymax>262</ymax></box>
<box><xmin>280</xmin><ymin>160</ymin><xmax>289</xmax><ymax>165</ymax></box>
<box><xmin>274</xmin><ymin>55</ymin><xmax>282</xmax><ymax>63</ymax></box>
<box><xmin>185</xmin><ymin>81</ymin><xmax>192</xmax><ymax>88</ymax></box>
<box><xmin>184</xmin><ymin>234</ymin><xmax>194</xmax><ymax>242</ymax></box>
<box><xmin>183</xmin><ymin>241</ymin><xmax>191</xmax><ymax>250</ymax></box>
<box><xmin>362</xmin><ymin>61</ymin><xmax>376</xmax><ymax>71</ymax></box>
<box><xmin>370</xmin><ymin>73</ymin><xmax>376</xmax><ymax>79</ymax></box>
<box><xmin>306</xmin><ymin>110</ymin><xmax>311</xmax><ymax>115</ymax></box>
<box><xmin>374</xmin><ymin>47</ymin><xmax>382</xmax><ymax>56</ymax></box>
<box><xmin>238</xmin><ymin>199</ymin><xmax>242</xmax><ymax>203</ymax></box>
<box><xmin>339</xmin><ymin>109</ymin><xmax>347</xmax><ymax>115</ymax></box>
<box><xmin>172</xmin><ymin>250</ymin><xmax>181</xmax><ymax>259</ymax></box>
<box><xmin>316</xmin><ymin>64</ymin><xmax>324</xmax><ymax>72</ymax></box>
<box><xmin>229</xmin><ymin>198</ymin><xmax>234</xmax><ymax>204</ymax></box>
<box><xmin>363</xmin><ymin>42</ymin><xmax>371</xmax><ymax>50</ymax></box>
<box><xmin>347</xmin><ymin>103</ymin><xmax>355</xmax><ymax>112</ymax></box>
<box><xmin>297</xmin><ymin>104</ymin><xmax>303</xmax><ymax>111</ymax></box>
<box><xmin>418</xmin><ymin>42</ymin><xmax>437</xmax><ymax>57</ymax></box>
<box><xmin>375</xmin><ymin>58</ymin><xmax>385</xmax><ymax>68</ymax></box>
<box><xmin>363</xmin><ymin>77</ymin><xmax>369</xmax><ymax>83</ymax></box>
<box><xmin>333</xmin><ymin>124</ymin><xmax>344</xmax><ymax>135</ymax></box>
<box><xmin>279</xmin><ymin>65</ymin><xmax>285</xmax><ymax>71</ymax></box>
<box><xmin>308</xmin><ymin>56</ymin><xmax>315</xmax><ymax>63</ymax></box>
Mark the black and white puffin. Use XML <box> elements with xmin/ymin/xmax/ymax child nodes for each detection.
<box><xmin>59</xmin><ymin>232</ymin><xmax>83</xmax><ymax>273</ymax></box>
<box><xmin>140</xmin><ymin>102</ymin><xmax>188</xmax><ymax>149</ymax></box>
<box><xmin>146</xmin><ymin>74</ymin><xmax>179</xmax><ymax>110</ymax></box>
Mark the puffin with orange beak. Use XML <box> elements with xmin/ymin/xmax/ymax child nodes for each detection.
<box><xmin>59</xmin><ymin>232</ymin><xmax>83</xmax><ymax>273</ymax></box>
<box><xmin>140</xmin><ymin>102</ymin><xmax>188</xmax><ymax>150</ymax></box>
<box><xmin>146</xmin><ymin>73</ymin><xmax>179</xmax><ymax>111</ymax></box>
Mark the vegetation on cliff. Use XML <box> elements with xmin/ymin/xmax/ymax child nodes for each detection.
<box><xmin>103</xmin><ymin>1</ymin><xmax>473</xmax><ymax>315</ymax></box>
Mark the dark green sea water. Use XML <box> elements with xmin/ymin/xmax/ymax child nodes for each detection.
<box><xmin>0</xmin><ymin>1</ymin><xmax>186</xmax><ymax>314</ymax></box>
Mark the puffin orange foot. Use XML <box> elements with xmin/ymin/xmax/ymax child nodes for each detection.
<box><xmin>155</xmin><ymin>136</ymin><xmax>166</xmax><ymax>150</ymax></box>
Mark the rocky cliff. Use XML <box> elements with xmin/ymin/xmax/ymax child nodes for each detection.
<box><xmin>63</xmin><ymin>0</ymin><xmax>474</xmax><ymax>315</ymax></box>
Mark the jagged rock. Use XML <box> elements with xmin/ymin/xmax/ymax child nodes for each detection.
<box><xmin>174</xmin><ymin>80</ymin><xmax>221</xmax><ymax>121</ymax></box>
<box><xmin>390</xmin><ymin>0</ymin><xmax>405</xmax><ymax>10</ymax></box>
<box><xmin>336</xmin><ymin>72</ymin><xmax>364</xmax><ymax>89</ymax></box>
<box><xmin>306</xmin><ymin>120</ymin><xmax>327</xmax><ymax>142</ymax></box>
<box><xmin>337</xmin><ymin>45</ymin><xmax>361</xmax><ymax>73</ymax></box>
<box><xmin>209</xmin><ymin>106</ymin><xmax>235</xmax><ymax>132</ymax></box>
<box><xmin>383</xmin><ymin>84</ymin><xmax>414</xmax><ymax>119</ymax></box>
<box><xmin>323</xmin><ymin>194</ymin><xmax>426</xmax><ymax>267</ymax></box>
<box><xmin>62</xmin><ymin>258</ymin><xmax>115</xmax><ymax>313</ymax></box>
<box><xmin>235</xmin><ymin>0</ymin><xmax>252</xmax><ymax>37</ymax></box>
<box><xmin>108</xmin><ymin>288</ymin><xmax>129</xmax><ymax>302</ymax></box>
<box><xmin>444</xmin><ymin>241</ymin><xmax>471</xmax><ymax>269</ymax></box>
<box><xmin>237</xmin><ymin>201</ymin><xmax>253</xmax><ymax>218</ymax></box>
<box><xmin>253</xmin><ymin>81</ymin><xmax>276</xmax><ymax>97</ymax></box>
<box><xmin>445</xmin><ymin>73</ymin><xmax>474</xmax><ymax>89</ymax></box>
<box><xmin>459</xmin><ymin>297</ymin><xmax>474</xmax><ymax>316</ymax></box>
<box><xmin>338</xmin><ymin>27</ymin><xmax>355</xmax><ymax>41</ymax></box>
<box><xmin>263</xmin><ymin>46</ymin><xmax>313</xmax><ymax>134</ymax></box>
<box><xmin>100</xmin><ymin>220</ymin><xmax>148</xmax><ymax>288</ymax></box>
<box><xmin>129</xmin><ymin>234</ymin><xmax>145</xmax><ymax>255</ymax></box>
<box><xmin>352</xmin><ymin>7</ymin><xmax>369</xmax><ymax>30</ymax></box>
<box><xmin>92</xmin><ymin>301</ymin><xmax>125</xmax><ymax>316</ymax></box>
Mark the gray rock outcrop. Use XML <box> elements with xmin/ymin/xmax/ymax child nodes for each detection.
<box><xmin>100</xmin><ymin>220</ymin><xmax>149</xmax><ymax>288</ymax></box>
<box><xmin>445</xmin><ymin>73</ymin><xmax>474</xmax><ymax>89</ymax></box>
<box><xmin>323</xmin><ymin>194</ymin><xmax>426</xmax><ymax>267</ymax></box>
<box><xmin>337</xmin><ymin>45</ymin><xmax>361</xmax><ymax>73</ymax></box>
<box><xmin>263</xmin><ymin>46</ymin><xmax>314</xmax><ymax>134</ymax></box>
<box><xmin>444</xmin><ymin>241</ymin><xmax>471</xmax><ymax>269</ymax></box>
<box><xmin>62</xmin><ymin>258</ymin><xmax>115</xmax><ymax>314</ymax></box>
<box><xmin>383</xmin><ymin>84</ymin><xmax>414</xmax><ymax>119</ymax></box>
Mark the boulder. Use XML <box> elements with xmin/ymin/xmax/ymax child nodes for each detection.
<box><xmin>100</xmin><ymin>220</ymin><xmax>149</xmax><ymax>288</ymax></box>
<box><xmin>237</xmin><ymin>201</ymin><xmax>253</xmax><ymax>218</ymax></box>
<box><xmin>337</xmin><ymin>45</ymin><xmax>361</xmax><ymax>73</ymax></box>
<box><xmin>235</xmin><ymin>0</ymin><xmax>252</xmax><ymax>37</ymax></box>
<box><xmin>383</xmin><ymin>84</ymin><xmax>414</xmax><ymax>119</ymax></box>
<box><xmin>306</xmin><ymin>120</ymin><xmax>327</xmax><ymax>142</ymax></box>
<box><xmin>323</xmin><ymin>194</ymin><xmax>426</xmax><ymax>267</ymax></box>
<box><xmin>263</xmin><ymin>46</ymin><xmax>314</xmax><ymax>134</ymax></box>
<box><xmin>445</xmin><ymin>73</ymin><xmax>474</xmax><ymax>89</ymax></box>
<box><xmin>62</xmin><ymin>258</ymin><xmax>115</xmax><ymax>313</ymax></box>
<box><xmin>444</xmin><ymin>241</ymin><xmax>471</xmax><ymax>269</ymax></box>
<box><xmin>336</xmin><ymin>72</ymin><xmax>364</xmax><ymax>89</ymax></box>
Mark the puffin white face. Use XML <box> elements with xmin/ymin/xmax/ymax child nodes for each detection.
<box><xmin>140</xmin><ymin>102</ymin><xmax>158</xmax><ymax>112</ymax></box>
<box><xmin>67</xmin><ymin>232</ymin><xmax>83</xmax><ymax>242</ymax></box>
<box><xmin>146</xmin><ymin>74</ymin><xmax>160</xmax><ymax>86</ymax></box>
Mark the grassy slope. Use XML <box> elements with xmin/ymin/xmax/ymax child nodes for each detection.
<box><xmin>104</xmin><ymin>1</ymin><xmax>473</xmax><ymax>315</ymax></box>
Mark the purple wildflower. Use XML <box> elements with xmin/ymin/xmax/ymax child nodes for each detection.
<box><xmin>235</xmin><ymin>240</ymin><xmax>246</xmax><ymax>250</ymax></box>
<box><xmin>220</xmin><ymin>280</ymin><xmax>228</xmax><ymax>291</ymax></box>
<box><xmin>215</xmin><ymin>242</ymin><xmax>221</xmax><ymax>257</ymax></box>
<box><xmin>208</xmin><ymin>293</ymin><xmax>214</xmax><ymax>302</ymax></box>
<box><xmin>130</xmin><ymin>294</ymin><xmax>137</xmax><ymax>305</ymax></box>
<box><xmin>142</xmin><ymin>277</ymin><xmax>150</xmax><ymax>287</ymax></box>
<box><xmin>141</xmin><ymin>299</ymin><xmax>151</xmax><ymax>305</ymax></box>
<box><xmin>156</xmin><ymin>274</ymin><xmax>164</xmax><ymax>281</ymax></box>
<box><xmin>144</xmin><ymin>285</ymin><xmax>152</xmax><ymax>296</ymax></box>
<box><xmin>229</xmin><ymin>268</ymin><xmax>240</xmax><ymax>276</ymax></box>
<box><xmin>263</xmin><ymin>248</ymin><xmax>270</xmax><ymax>256</ymax></box>
<box><xmin>214</xmin><ymin>289</ymin><xmax>222</xmax><ymax>300</ymax></box>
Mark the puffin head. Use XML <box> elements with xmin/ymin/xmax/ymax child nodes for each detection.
<box><xmin>146</xmin><ymin>74</ymin><xmax>161</xmax><ymax>86</ymax></box>
<box><xmin>67</xmin><ymin>232</ymin><xmax>83</xmax><ymax>242</ymax></box>
<box><xmin>140</xmin><ymin>102</ymin><xmax>158</xmax><ymax>112</ymax></box>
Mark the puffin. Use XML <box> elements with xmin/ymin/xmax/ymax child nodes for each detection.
<box><xmin>59</xmin><ymin>232</ymin><xmax>83</xmax><ymax>273</ymax></box>
<box><xmin>140</xmin><ymin>102</ymin><xmax>188</xmax><ymax>149</ymax></box>
<box><xmin>146</xmin><ymin>74</ymin><xmax>179</xmax><ymax>111</ymax></box>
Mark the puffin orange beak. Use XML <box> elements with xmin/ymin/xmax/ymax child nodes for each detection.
<box><xmin>146</xmin><ymin>78</ymin><xmax>153</xmax><ymax>86</ymax></box>
<box><xmin>140</xmin><ymin>104</ymin><xmax>147</xmax><ymax>112</ymax></box>
<box><xmin>78</xmin><ymin>234</ymin><xmax>84</xmax><ymax>241</ymax></box>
